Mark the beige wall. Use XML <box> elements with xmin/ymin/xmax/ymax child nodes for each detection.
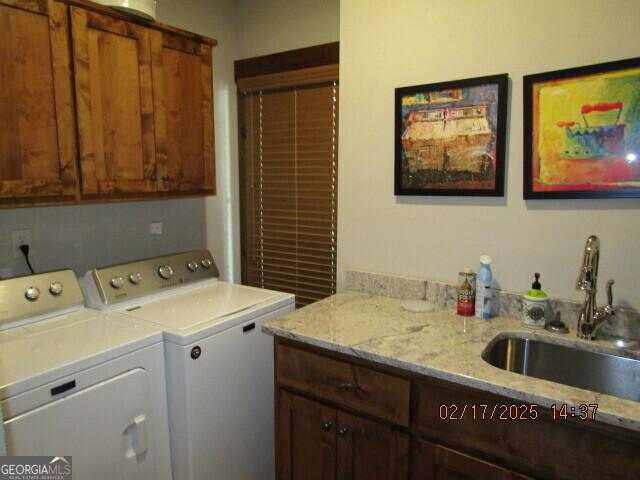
<box><xmin>234</xmin><ymin>0</ymin><xmax>340</xmax><ymax>59</ymax></box>
<box><xmin>337</xmin><ymin>0</ymin><xmax>640</xmax><ymax>309</ymax></box>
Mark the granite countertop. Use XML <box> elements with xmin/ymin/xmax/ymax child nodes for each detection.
<box><xmin>263</xmin><ymin>291</ymin><xmax>640</xmax><ymax>432</ymax></box>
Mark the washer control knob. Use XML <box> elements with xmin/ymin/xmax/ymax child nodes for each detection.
<box><xmin>201</xmin><ymin>258</ymin><xmax>212</xmax><ymax>269</ymax></box>
<box><xmin>49</xmin><ymin>282</ymin><xmax>64</xmax><ymax>296</ymax></box>
<box><xmin>129</xmin><ymin>272</ymin><xmax>143</xmax><ymax>285</ymax></box>
<box><xmin>187</xmin><ymin>261</ymin><xmax>200</xmax><ymax>272</ymax></box>
<box><xmin>110</xmin><ymin>276</ymin><xmax>125</xmax><ymax>289</ymax></box>
<box><xmin>158</xmin><ymin>265</ymin><xmax>174</xmax><ymax>280</ymax></box>
<box><xmin>25</xmin><ymin>286</ymin><xmax>40</xmax><ymax>302</ymax></box>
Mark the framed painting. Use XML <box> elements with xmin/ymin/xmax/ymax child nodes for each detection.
<box><xmin>395</xmin><ymin>74</ymin><xmax>508</xmax><ymax>196</ymax></box>
<box><xmin>524</xmin><ymin>57</ymin><xmax>640</xmax><ymax>199</ymax></box>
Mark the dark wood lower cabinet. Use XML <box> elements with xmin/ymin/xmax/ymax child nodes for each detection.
<box><xmin>274</xmin><ymin>338</ymin><xmax>640</xmax><ymax>480</ymax></box>
<box><xmin>278</xmin><ymin>391</ymin><xmax>337</xmax><ymax>480</ymax></box>
<box><xmin>336</xmin><ymin>411</ymin><xmax>408</xmax><ymax>480</ymax></box>
<box><xmin>411</xmin><ymin>438</ymin><xmax>531</xmax><ymax>480</ymax></box>
<box><xmin>277</xmin><ymin>390</ymin><xmax>409</xmax><ymax>480</ymax></box>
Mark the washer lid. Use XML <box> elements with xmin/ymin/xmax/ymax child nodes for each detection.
<box><xmin>0</xmin><ymin>309</ymin><xmax>163</xmax><ymax>399</ymax></box>
<box><xmin>120</xmin><ymin>282</ymin><xmax>283</xmax><ymax>331</ymax></box>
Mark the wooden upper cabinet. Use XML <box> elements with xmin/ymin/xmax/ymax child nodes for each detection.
<box><xmin>151</xmin><ymin>31</ymin><xmax>215</xmax><ymax>194</ymax></box>
<box><xmin>0</xmin><ymin>0</ymin><xmax>216</xmax><ymax>206</ymax></box>
<box><xmin>70</xmin><ymin>6</ymin><xmax>157</xmax><ymax>195</ymax></box>
<box><xmin>0</xmin><ymin>0</ymin><xmax>77</xmax><ymax>202</ymax></box>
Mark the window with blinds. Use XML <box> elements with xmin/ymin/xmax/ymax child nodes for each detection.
<box><xmin>238</xmin><ymin>78</ymin><xmax>338</xmax><ymax>308</ymax></box>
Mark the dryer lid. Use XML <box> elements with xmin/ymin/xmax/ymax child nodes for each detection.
<box><xmin>0</xmin><ymin>310</ymin><xmax>163</xmax><ymax>398</ymax></box>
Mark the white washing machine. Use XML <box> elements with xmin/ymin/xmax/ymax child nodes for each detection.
<box><xmin>82</xmin><ymin>250</ymin><xmax>295</xmax><ymax>480</ymax></box>
<box><xmin>0</xmin><ymin>269</ymin><xmax>172</xmax><ymax>479</ymax></box>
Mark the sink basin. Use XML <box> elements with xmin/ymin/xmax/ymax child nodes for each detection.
<box><xmin>482</xmin><ymin>336</ymin><xmax>640</xmax><ymax>402</ymax></box>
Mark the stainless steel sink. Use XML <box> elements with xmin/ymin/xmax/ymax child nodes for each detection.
<box><xmin>482</xmin><ymin>336</ymin><xmax>640</xmax><ymax>402</ymax></box>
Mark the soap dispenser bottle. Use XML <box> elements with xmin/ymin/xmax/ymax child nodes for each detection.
<box><xmin>522</xmin><ymin>273</ymin><xmax>549</xmax><ymax>329</ymax></box>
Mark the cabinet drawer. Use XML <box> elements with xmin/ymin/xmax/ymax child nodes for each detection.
<box><xmin>413</xmin><ymin>379</ymin><xmax>640</xmax><ymax>480</ymax></box>
<box><xmin>411</xmin><ymin>438</ymin><xmax>532</xmax><ymax>480</ymax></box>
<box><xmin>276</xmin><ymin>343</ymin><xmax>410</xmax><ymax>426</ymax></box>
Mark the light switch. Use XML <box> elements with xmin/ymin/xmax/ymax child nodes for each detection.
<box><xmin>150</xmin><ymin>222</ymin><xmax>163</xmax><ymax>235</ymax></box>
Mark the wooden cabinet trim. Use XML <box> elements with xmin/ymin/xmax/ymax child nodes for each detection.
<box><xmin>411</xmin><ymin>437</ymin><xmax>533</xmax><ymax>480</ymax></box>
<box><xmin>71</xmin><ymin>6</ymin><xmax>157</xmax><ymax>195</ymax></box>
<box><xmin>0</xmin><ymin>0</ymin><xmax>48</xmax><ymax>15</ymax></box>
<box><xmin>0</xmin><ymin>0</ymin><xmax>78</xmax><ymax>201</ymax></box>
<box><xmin>162</xmin><ymin>31</ymin><xmax>201</xmax><ymax>55</ymax></box>
<box><xmin>201</xmin><ymin>43</ymin><xmax>215</xmax><ymax>192</ymax></box>
<box><xmin>276</xmin><ymin>342</ymin><xmax>411</xmax><ymax>427</ymax></box>
<box><xmin>63</xmin><ymin>0</ymin><xmax>217</xmax><ymax>46</ymax></box>
<box><xmin>50</xmin><ymin>0</ymin><xmax>78</xmax><ymax>197</ymax></box>
<box><xmin>152</xmin><ymin>33</ymin><xmax>215</xmax><ymax>194</ymax></box>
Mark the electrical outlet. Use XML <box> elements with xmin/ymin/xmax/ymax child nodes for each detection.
<box><xmin>150</xmin><ymin>222</ymin><xmax>163</xmax><ymax>235</ymax></box>
<box><xmin>12</xmin><ymin>229</ymin><xmax>33</xmax><ymax>258</ymax></box>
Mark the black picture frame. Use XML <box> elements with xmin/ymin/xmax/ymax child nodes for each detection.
<box><xmin>394</xmin><ymin>74</ymin><xmax>508</xmax><ymax>196</ymax></box>
<box><xmin>523</xmin><ymin>57</ymin><xmax>640</xmax><ymax>199</ymax></box>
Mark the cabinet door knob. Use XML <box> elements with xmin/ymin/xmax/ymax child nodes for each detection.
<box><xmin>150</xmin><ymin>174</ymin><xmax>157</xmax><ymax>181</ymax></box>
<box><xmin>322</xmin><ymin>421</ymin><xmax>333</xmax><ymax>431</ymax></box>
<box><xmin>162</xmin><ymin>175</ymin><xmax>171</xmax><ymax>181</ymax></box>
<box><xmin>338</xmin><ymin>383</ymin><xmax>354</xmax><ymax>390</ymax></box>
<box><xmin>338</xmin><ymin>427</ymin><xmax>348</xmax><ymax>437</ymax></box>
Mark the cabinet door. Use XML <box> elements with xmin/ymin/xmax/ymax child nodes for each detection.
<box><xmin>277</xmin><ymin>391</ymin><xmax>336</xmax><ymax>480</ymax></box>
<box><xmin>151</xmin><ymin>31</ymin><xmax>215</xmax><ymax>194</ymax></box>
<box><xmin>411</xmin><ymin>438</ymin><xmax>532</xmax><ymax>480</ymax></box>
<box><xmin>336</xmin><ymin>411</ymin><xmax>409</xmax><ymax>480</ymax></box>
<box><xmin>71</xmin><ymin>7</ymin><xmax>156</xmax><ymax>195</ymax></box>
<box><xmin>0</xmin><ymin>0</ymin><xmax>77</xmax><ymax>202</ymax></box>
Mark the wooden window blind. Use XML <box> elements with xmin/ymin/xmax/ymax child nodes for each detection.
<box><xmin>239</xmin><ymin>75</ymin><xmax>338</xmax><ymax>308</ymax></box>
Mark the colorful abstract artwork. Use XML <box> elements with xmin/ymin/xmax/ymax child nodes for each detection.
<box><xmin>524</xmin><ymin>57</ymin><xmax>640</xmax><ymax>199</ymax></box>
<box><xmin>395</xmin><ymin>74</ymin><xmax>508</xmax><ymax>196</ymax></box>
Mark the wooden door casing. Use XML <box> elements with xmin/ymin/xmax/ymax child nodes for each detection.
<box><xmin>152</xmin><ymin>31</ymin><xmax>215</xmax><ymax>194</ymax></box>
<box><xmin>277</xmin><ymin>390</ymin><xmax>337</xmax><ymax>480</ymax></box>
<box><xmin>71</xmin><ymin>6</ymin><xmax>156</xmax><ymax>195</ymax></box>
<box><xmin>0</xmin><ymin>0</ymin><xmax>77</xmax><ymax>201</ymax></box>
<box><xmin>336</xmin><ymin>411</ymin><xmax>409</xmax><ymax>480</ymax></box>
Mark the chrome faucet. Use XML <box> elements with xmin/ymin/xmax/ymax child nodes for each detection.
<box><xmin>576</xmin><ymin>235</ymin><xmax>615</xmax><ymax>340</ymax></box>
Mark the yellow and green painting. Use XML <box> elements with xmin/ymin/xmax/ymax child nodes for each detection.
<box><xmin>532</xmin><ymin>66</ymin><xmax>640</xmax><ymax>192</ymax></box>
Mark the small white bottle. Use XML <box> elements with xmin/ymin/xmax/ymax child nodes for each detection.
<box><xmin>475</xmin><ymin>255</ymin><xmax>493</xmax><ymax>320</ymax></box>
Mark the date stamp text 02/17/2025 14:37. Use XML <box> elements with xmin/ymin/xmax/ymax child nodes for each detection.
<box><xmin>438</xmin><ymin>403</ymin><xmax>599</xmax><ymax>421</ymax></box>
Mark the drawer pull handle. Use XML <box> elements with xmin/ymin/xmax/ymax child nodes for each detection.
<box><xmin>242</xmin><ymin>322</ymin><xmax>256</xmax><ymax>333</ymax></box>
<box><xmin>51</xmin><ymin>380</ymin><xmax>76</xmax><ymax>397</ymax></box>
<box><xmin>338</xmin><ymin>427</ymin><xmax>348</xmax><ymax>437</ymax></box>
<box><xmin>322</xmin><ymin>421</ymin><xmax>333</xmax><ymax>431</ymax></box>
<box><xmin>338</xmin><ymin>383</ymin><xmax>354</xmax><ymax>390</ymax></box>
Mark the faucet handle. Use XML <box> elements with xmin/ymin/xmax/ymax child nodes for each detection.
<box><xmin>605</xmin><ymin>279</ymin><xmax>615</xmax><ymax>311</ymax></box>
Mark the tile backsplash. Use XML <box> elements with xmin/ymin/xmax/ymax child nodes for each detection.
<box><xmin>0</xmin><ymin>198</ymin><xmax>207</xmax><ymax>278</ymax></box>
<box><xmin>346</xmin><ymin>269</ymin><xmax>640</xmax><ymax>340</ymax></box>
